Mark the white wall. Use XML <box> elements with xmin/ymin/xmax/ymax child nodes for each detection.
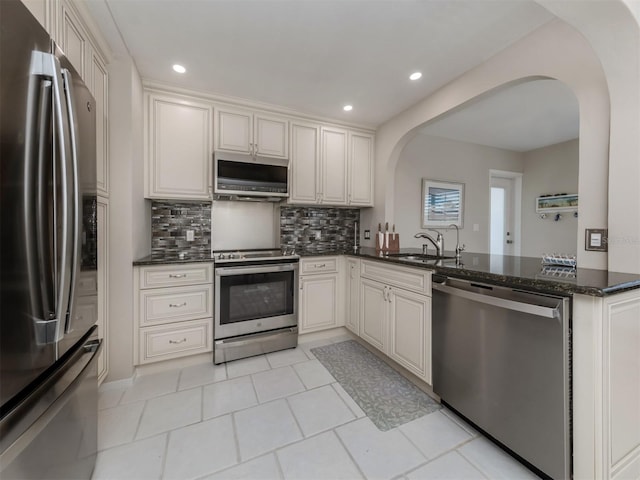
<box><xmin>521</xmin><ymin>139</ymin><xmax>579</xmax><ymax>257</ymax></box>
<box><xmin>537</xmin><ymin>0</ymin><xmax>640</xmax><ymax>273</ymax></box>
<box><xmin>394</xmin><ymin>134</ymin><xmax>524</xmax><ymax>254</ymax></box>
<box><xmin>365</xmin><ymin>19</ymin><xmax>610</xmax><ymax>269</ymax></box>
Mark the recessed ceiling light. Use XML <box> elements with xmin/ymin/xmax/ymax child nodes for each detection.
<box><xmin>409</xmin><ymin>72</ymin><xmax>422</xmax><ymax>81</ymax></box>
<box><xmin>343</xmin><ymin>105</ymin><xmax>353</xmax><ymax>112</ymax></box>
<box><xmin>173</xmin><ymin>64</ymin><xmax>186</xmax><ymax>74</ymax></box>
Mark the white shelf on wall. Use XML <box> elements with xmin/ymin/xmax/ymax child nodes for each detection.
<box><xmin>536</xmin><ymin>193</ymin><xmax>578</xmax><ymax>213</ymax></box>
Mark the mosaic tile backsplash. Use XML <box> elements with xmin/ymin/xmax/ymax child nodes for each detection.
<box><xmin>280</xmin><ymin>206</ymin><xmax>360</xmax><ymax>254</ymax></box>
<box><xmin>151</xmin><ymin>201</ymin><xmax>211</xmax><ymax>256</ymax></box>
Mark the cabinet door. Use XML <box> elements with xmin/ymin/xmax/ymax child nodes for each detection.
<box><xmin>146</xmin><ymin>94</ymin><xmax>212</xmax><ymax>199</ymax></box>
<box><xmin>349</xmin><ymin>132</ymin><xmax>374</xmax><ymax>206</ymax></box>
<box><xmin>360</xmin><ymin>278</ymin><xmax>387</xmax><ymax>352</ymax></box>
<box><xmin>320</xmin><ymin>127</ymin><xmax>348</xmax><ymax>204</ymax></box>
<box><xmin>216</xmin><ymin>107</ymin><xmax>252</xmax><ymax>154</ymax></box>
<box><xmin>96</xmin><ymin>198</ymin><xmax>109</xmax><ymax>383</ymax></box>
<box><xmin>255</xmin><ymin>114</ymin><xmax>288</xmax><ymax>158</ymax></box>
<box><xmin>59</xmin><ymin>1</ymin><xmax>87</xmax><ymax>79</ymax></box>
<box><xmin>345</xmin><ymin>258</ymin><xmax>360</xmax><ymax>335</ymax></box>
<box><xmin>91</xmin><ymin>52</ymin><xmax>109</xmax><ymax>196</ymax></box>
<box><xmin>22</xmin><ymin>0</ymin><xmax>53</xmax><ymax>32</ymax></box>
<box><xmin>389</xmin><ymin>288</ymin><xmax>431</xmax><ymax>383</ymax></box>
<box><xmin>289</xmin><ymin>121</ymin><xmax>319</xmax><ymax>204</ymax></box>
<box><xmin>299</xmin><ymin>273</ymin><xmax>338</xmax><ymax>333</ymax></box>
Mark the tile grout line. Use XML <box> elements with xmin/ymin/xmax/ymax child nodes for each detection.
<box><xmin>230</xmin><ymin>411</ymin><xmax>242</xmax><ymax>466</ymax></box>
<box><xmin>160</xmin><ymin>430</ymin><xmax>171</xmax><ymax>479</ymax></box>
<box><xmin>332</xmin><ymin>426</ymin><xmax>369</xmax><ymax>480</ymax></box>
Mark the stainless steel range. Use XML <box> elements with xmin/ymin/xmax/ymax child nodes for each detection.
<box><xmin>213</xmin><ymin>249</ymin><xmax>299</xmax><ymax>364</ymax></box>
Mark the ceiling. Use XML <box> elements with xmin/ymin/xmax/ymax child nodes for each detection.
<box><xmin>419</xmin><ymin>78</ymin><xmax>580</xmax><ymax>152</ymax></box>
<box><xmin>92</xmin><ymin>0</ymin><xmax>556</xmax><ymax>128</ymax></box>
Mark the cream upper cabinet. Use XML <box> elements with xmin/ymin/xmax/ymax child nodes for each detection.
<box><xmin>288</xmin><ymin>124</ymin><xmax>373</xmax><ymax>207</ymax></box>
<box><xmin>90</xmin><ymin>50</ymin><xmax>109</xmax><ymax>196</ymax></box>
<box><xmin>289</xmin><ymin>121</ymin><xmax>320</xmax><ymax>204</ymax></box>
<box><xmin>320</xmin><ymin>126</ymin><xmax>348</xmax><ymax>204</ymax></box>
<box><xmin>348</xmin><ymin>132</ymin><xmax>374</xmax><ymax>206</ymax></box>
<box><xmin>58</xmin><ymin>0</ymin><xmax>87</xmax><ymax>79</ymax></box>
<box><xmin>216</xmin><ymin>107</ymin><xmax>288</xmax><ymax>159</ymax></box>
<box><xmin>145</xmin><ymin>92</ymin><xmax>213</xmax><ymax>200</ymax></box>
<box><xmin>21</xmin><ymin>0</ymin><xmax>53</xmax><ymax>33</ymax></box>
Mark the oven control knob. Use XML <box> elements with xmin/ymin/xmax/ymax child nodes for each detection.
<box><xmin>218</xmin><ymin>253</ymin><xmax>226</xmax><ymax>260</ymax></box>
<box><xmin>228</xmin><ymin>253</ymin><xmax>236</xmax><ymax>259</ymax></box>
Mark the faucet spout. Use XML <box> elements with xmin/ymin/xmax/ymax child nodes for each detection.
<box><xmin>448</xmin><ymin>224</ymin><xmax>465</xmax><ymax>259</ymax></box>
<box><xmin>414</xmin><ymin>231</ymin><xmax>443</xmax><ymax>256</ymax></box>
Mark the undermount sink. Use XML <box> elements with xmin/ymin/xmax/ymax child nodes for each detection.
<box><xmin>387</xmin><ymin>253</ymin><xmax>457</xmax><ymax>261</ymax></box>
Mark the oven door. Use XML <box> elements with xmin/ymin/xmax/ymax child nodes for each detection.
<box><xmin>214</xmin><ymin>263</ymin><xmax>298</xmax><ymax>339</ymax></box>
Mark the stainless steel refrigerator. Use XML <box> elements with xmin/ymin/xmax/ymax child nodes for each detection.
<box><xmin>1</xmin><ymin>0</ymin><xmax>102</xmax><ymax>477</ymax></box>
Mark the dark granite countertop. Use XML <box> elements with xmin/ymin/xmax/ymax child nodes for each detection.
<box><xmin>133</xmin><ymin>248</ymin><xmax>640</xmax><ymax>296</ymax></box>
<box><xmin>133</xmin><ymin>253</ymin><xmax>214</xmax><ymax>266</ymax></box>
<box><xmin>301</xmin><ymin>247</ymin><xmax>640</xmax><ymax>297</ymax></box>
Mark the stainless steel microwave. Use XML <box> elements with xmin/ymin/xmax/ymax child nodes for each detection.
<box><xmin>212</xmin><ymin>151</ymin><xmax>289</xmax><ymax>200</ymax></box>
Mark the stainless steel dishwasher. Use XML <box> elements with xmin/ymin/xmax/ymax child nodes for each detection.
<box><xmin>432</xmin><ymin>275</ymin><xmax>571</xmax><ymax>480</ymax></box>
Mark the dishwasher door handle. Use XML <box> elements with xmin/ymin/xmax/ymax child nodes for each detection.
<box><xmin>432</xmin><ymin>283</ymin><xmax>561</xmax><ymax>319</ymax></box>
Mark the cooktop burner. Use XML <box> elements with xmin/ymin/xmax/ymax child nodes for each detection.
<box><xmin>212</xmin><ymin>248</ymin><xmax>298</xmax><ymax>264</ymax></box>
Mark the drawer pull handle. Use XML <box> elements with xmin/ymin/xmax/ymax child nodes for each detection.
<box><xmin>315</xmin><ymin>264</ymin><xmax>326</xmax><ymax>268</ymax></box>
<box><xmin>169</xmin><ymin>338</ymin><xmax>187</xmax><ymax>344</ymax></box>
<box><xmin>169</xmin><ymin>302</ymin><xmax>187</xmax><ymax>308</ymax></box>
<box><xmin>169</xmin><ymin>274</ymin><xmax>186</xmax><ymax>278</ymax></box>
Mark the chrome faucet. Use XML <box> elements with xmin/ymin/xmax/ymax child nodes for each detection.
<box><xmin>414</xmin><ymin>230</ymin><xmax>444</xmax><ymax>256</ymax></box>
<box><xmin>448</xmin><ymin>224</ymin><xmax>466</xmax><ymax>259</ymax></box>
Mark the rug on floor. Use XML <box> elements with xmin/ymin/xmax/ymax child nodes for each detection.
<box><xmin>310</xmin><ymin>340</ymin><xmax>441</xmax><ymax>431</ymax></box>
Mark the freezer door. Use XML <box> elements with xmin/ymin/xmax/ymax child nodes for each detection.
<box><xmin>0</xmin><ymin>0</ymin><xmax>58</xmax><ymax>410</ymax></box>
<box><xmin>0</xmin><ymin>331</ymin><xmax>101</xmax><ymax>478</ymax></box>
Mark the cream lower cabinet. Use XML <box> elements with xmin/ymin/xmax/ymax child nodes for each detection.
<box><xmin>345</xmin><ymin>258</ymin><xmax>360</xmax><ymax>335</ymax></box>
<box><xmin>134</xmin><ymin>263</ymin><xmax>213</xmax><ymax>365</ymax></box>
<box><xmin>358</xmin><ymin>260</ymin><xmax>432</xmax><ymax>384</ymax></box>
<box><xmin>298</xmin><ymin>257</ymin><xmax>343</xmax><ymax>334</ymax></box>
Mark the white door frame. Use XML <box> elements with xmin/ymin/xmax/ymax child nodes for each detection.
<box><xmin>489</xmin><ymin>169</ymin><xmax>523</xmax><ymax>256</ymax></box>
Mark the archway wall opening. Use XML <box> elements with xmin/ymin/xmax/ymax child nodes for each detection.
<box><xmin>362</xmin><ymin>18</ymin><xmax>611</xmax><ymax>270</ymax></box>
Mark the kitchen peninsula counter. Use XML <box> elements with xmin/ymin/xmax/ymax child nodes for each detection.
<box><xmin>299</xmin><ymin>247</ymin><xmax>640</xmax><ymax>297</ymax></box>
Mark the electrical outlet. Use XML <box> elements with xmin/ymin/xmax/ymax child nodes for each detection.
<box><xmin>315</xmin><ymin>231</ymin><xmax>322</xmax><ymax>240</ymax></box>
<box><xmin>186</xmin><ymin>230</ymin><xmax>195</xmax><ymax>242</ymax></box>
<box><xmin>364</xmin><ymin>230</ymin><xmax>371</xmax><ymax>240</ymax></box>
<box><xmin>585</xmin><ymin>228</ymin><xmax>607</xmax><ymax>252</ymax></box>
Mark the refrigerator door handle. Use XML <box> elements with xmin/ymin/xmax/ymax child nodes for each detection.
<box><xmin>25</xmin><ymin>51</ymin><xmax>74</xmax><ymax>344</ymax></box>
<box><xmin>23</xmin><ymin>67</ymin><xmax>56</xmax><ymax>344</ymax></box>
<box><xmin>60</xmin><ymin>68</ymin><xmax>80</xmax><ymax>334</ymax></box>
<box><xmin>48</xmin><ymin>52</ymin><xmax>74</xmax><ymax>343</ymax></box>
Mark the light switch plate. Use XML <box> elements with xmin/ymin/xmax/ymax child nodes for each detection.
<box><xmin>585</xmin><ymin>228</ymin><xmax>607</xmax><ymax>252</ymax></box>
<box><xmin>186</xmin><ymin>230</ymin><xmax>195</xmax><ymax>242</ymax></box>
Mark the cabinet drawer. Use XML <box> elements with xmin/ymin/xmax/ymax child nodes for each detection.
<box><xmin>300</xmin><ymin>257</ymin><xmax>338</xmax><ymax>274</ymax></box>
<box><xmin>361</xmin><ymin>260</ymin><xmax>431</xmax><ymax>296</ymax></box>
<box><xmin>139</xmin><ymin>263</ymin><xmax>213</xmax><ymax>289</ymax></box>
<box><xmin>139</xmin><ymin>285</ymin><xmax>213</xmax><ymax>326</ymax></box>
<box><xmin>139</xmin><ymin>318</ymin><xmax>212</xmax><ymax>364</ymax></box>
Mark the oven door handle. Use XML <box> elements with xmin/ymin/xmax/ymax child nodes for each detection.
<box><xmin>215</xmin><ymin>264</ymin><xmax>297</xmax><ymax>276</ymax></box>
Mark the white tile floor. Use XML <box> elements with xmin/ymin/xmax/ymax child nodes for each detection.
<box><xmin>93</xmin><ymin>335</ymin><xmax>540</xmax><ymax>480</ymax></box>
